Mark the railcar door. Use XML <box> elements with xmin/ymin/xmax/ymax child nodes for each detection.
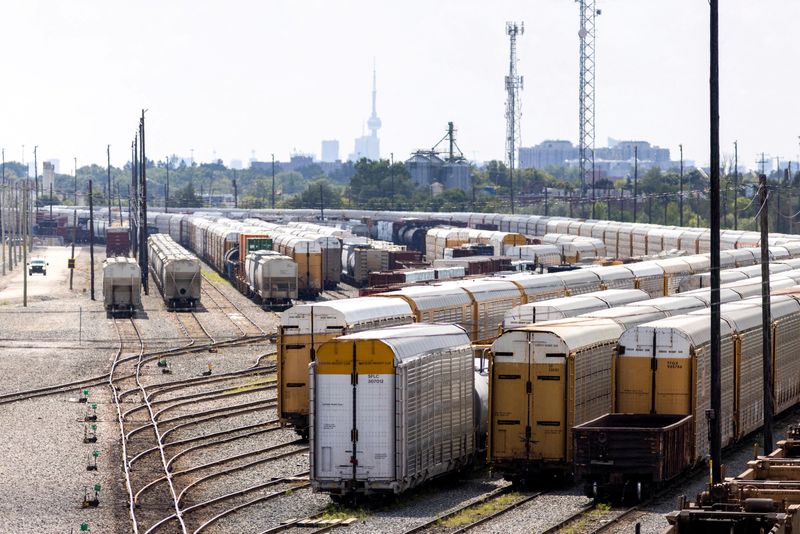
<box><xmin>531</xmin><ymin>337</ymin><xmax>567</xmax><ymax>461</ymax></box>
<box><xmin>489</xmin><ymin>332</ymin><xmax>533</xmax><ymax>462</ymax></box>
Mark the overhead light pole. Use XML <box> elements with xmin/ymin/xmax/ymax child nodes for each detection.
<box><xmin>678</xmin><ymin>144</ymin><xmax>684</xmax><ymax>227</ymax></box>
<box><xmin>733</xmin><ymin>140</ymin><xmax>738</xmax><ymax>230</ymax></box>
<box><xmin>708</xmin><ymin>0</ymin><xmax>722</xmax><ymax>486</ymax></box>
<box><xmin>271</xmin><ymin>153</ymin><xmax>276</xmax><ymax>209</ymax></box>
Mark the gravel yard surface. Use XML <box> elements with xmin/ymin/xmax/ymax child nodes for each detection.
<box><xmin>335</xmin><ymin>472</ymin><xmax>508</xmax><ymax>534</ymax></box>
<box><xmin>431</xmin><ymin>485</ymin><xmax>591</xmax><ymax>534</ymax></box>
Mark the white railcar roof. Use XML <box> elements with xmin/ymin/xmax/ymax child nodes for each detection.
<box><xmin>504</xmin><ymin>317</ymin><xmax>625</xmax><ymax>351</ymax></box>
<box><xmin>453</xmin><ymin>278</ymin><xmax>522</xmax><ymax>302</ymax></box>
<box><xmin>382</xmin><ymin>283</ymin><xmax>472</xmax><ymax>310</ymax></box>
<box><xmin>628</xmin><ymin>295</ymin><xmax>706</xmax><ymax>315</ymax></box>
<box><xmin>622</xmin><ymin>262</ymin><xmax>664</xmax><ymax>278</ymax></box>
<box><xmin>581</xmin><ymin>305</ymin><xmax>667</xmax><ymax>330</ymax></box>
<box><xmin>595</xmin><ymin>289</ymin><xmax>650</xmax><ymax>306</ymax></box>
<box><xmin>334</xmin><ymin>323</ymin><xmax>471</xmax><ymax>364</ymax></box>
<box><xmin>282</xmin><ymin>296</ymin><xmax>413</xmax><ymax>327</ymax></box>
<box><xmin>496</xmin><ymin>273</ymin><xmax>565</xmax><ymax>293</ymax></box>
<box><xmin>582</xmin><ymin>265</ymin><xmax>636</xmax><ymax>283</ymax></box>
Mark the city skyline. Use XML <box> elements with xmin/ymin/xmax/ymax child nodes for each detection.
<box><xmin>1</xmin><ymin>1</ymin><xmax>799</xmax><ymax>171</ymax></box>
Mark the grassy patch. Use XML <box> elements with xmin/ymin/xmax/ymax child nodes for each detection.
<box><xmin>438</xmin><ymin>493</ymin><xmax>519</xmax><ymax>528</ymax></box>
<box><xmin>559</xmin><ymin>504</ymin><xmax>610</xmax><ymax>534</ymax></box>
<box><xmin>319</xmin><ymin>504</ymin><xmax>368</xmax><ymax>520</ymax></box>
<box><xmin>593</xmin><ymin>502</ymin><xmax>611</xmax><ymax>514</ymax></box>
<box><xmin>201</xmin><ymin>269</ymin><xmax>226</xmax><ymax>284</ymax></box>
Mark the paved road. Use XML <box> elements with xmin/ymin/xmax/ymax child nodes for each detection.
<box><xmin>0</xmin><ymin>246</ymin><xmax>80</xmax><ymax>303</ymax></box>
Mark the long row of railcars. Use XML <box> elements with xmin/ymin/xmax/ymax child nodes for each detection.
<box><xmin>149</xmin><ymin>213</ymin><xmax>309</xmax><ymax>303</ymax></box>
<box><xmin>53</xmin><ymin>206</ymin><xmax>800</xmax><ymax>258</ymax></box>
<box><xmin>570</xmin><ymin>285</ymin><xmax>800</xmax><ymax>501</ymax></box>
<box><xmin>300</xmin><ymin>269</ymin><xmax>800</xmax><ymax>501</ymax></box>
<box><xmin>276</xmin><ymin>248</ymin><xmax>790</xmax><ymax>439</ymax></box>
<box><xmin>488</xmin><ymin>265</ymin><xmax>800</xmax><ymax>487</ymax></box>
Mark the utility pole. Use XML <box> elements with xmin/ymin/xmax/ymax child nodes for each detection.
<box><xmin>130</xmin><ymin>140</ymin><xmax>136</xmax><ymax>258</ymax></box>
<box><xmin>709</xmin><ymin>0</ymin><xmax>722</xmax><ymax>486</ymax></box>
<box><xmin>633</xmin><ymin>145</ymin><xmax>638</xmax><ymax>222</ymax></box>
<box><xmin>505</xmin><ymin>21</ymin><xmax>524</xmax><ymax>215</ymax></box>
<box><xmin>758</xmin><ymin>173</ymin><xmax>773</xmax><ymax>453</ymax></box>
<box><xmin>88</xmin><ymin>179</ymin><xmax>95</xmax><ymax>301</ymax></box>
<box><xmin>319</xmin><ymin>183</ymin><xmax>325</xmax><ymax>220</ymax></box>
<box><xmin>165</xmin><ymin>157</ymin><xmax>170</xmax><ymax>213</ymax></box>
<box><xmin>139</xmin><ymin>110</ymin><xmax>148</xmax><ymax>295</ymax></box>
<box><xmin>70</xmin><ymin>209</ymin><xmax>76</xmax><ymax>290</ymax></box>
<box><xmin>591</xmin><ymin>149</ymin><xmax>596</xmax><ymax>219</ymax></box>
<box><xmin>128</xmin><ymin>139</ymin><xmax>139</xmax><ymax>259</ymax></box>
<box><xmin>271</xmin><ymin>153</ymin><xmax>276</xmax><ymax>209</ymax></box>
<box><xmin>33</xmin><ymin>146</ymin><xmax>38</xmax><ymax>208</ymax></box>
<box><xmin>544</xmin><ymin>186</ymin><xmax>549</xmax><ymax>216</ymax></box>
<box><xmin>733</xmin><ymin>141</ymin><xmax>739</xmax><ymax>230</ymax></box>
<box><xmin>117</xmin><ymin>183</ymin><xmax>123</xmax><ymax>226</ymax></box>
<box><xmin>74</xmin><ymin>157</ymin><xmax>78</xmax><ymax>205</ymax></box>
<box><xmin>647</xmin><ymin>194</ymin><xmax>652</xmax><ymax>224</ymax></box>
<box><xmin>233</xmin><ymin>168</ymin><xmax>238</xmax><ymax>208</ymax></box>
<box><xmin>390</xmin><ymin>152</ymin><xmax>395</xmax><ymax>210</ymax></box>
<box><xmin>107</xmin><ymin>145</ymin><xmax>112</xmax><ymax>225</ymax></box>
<box><xmin>679</xmin><ymin>144</ymin><xmax>684</xmax><ymax>227</ymax></box>
<box><xmin>22</xmin><ymin>182</ymin><xmax>27</xmax><ymax>307</ymax></box>
<box><xmin>1</xmin><ymin>148</ymin><xmax>5</xmax><ymax>276</ymax></box>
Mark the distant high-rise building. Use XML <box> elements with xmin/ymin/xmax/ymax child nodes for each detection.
<box><xmin>349</xmin><ymin>64</ymin><xmax>381</xmax><ymax>161</ymax></box>
<box><xmin>42</xmin><ymin>161</ymin><xmax>55</xmax><ymax>191</ymax></box>
<box><xmin>45</xmin><ymin>159</ymin><xmax>60</xmax><ymax>174</ymax></box>
<box><xmin>321</xmin><ymin>140</ymin><xmax>340</xmax><ymax>162</ymax></box>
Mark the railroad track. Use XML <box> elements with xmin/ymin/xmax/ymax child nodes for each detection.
<box><xmin>0</xmin><ymin>329</ymin><xmax>273</xmax><ymax>406</ymax></box>
<box><xmin>201</xmin><ymin>272</ymin><xmax>268</xmax><ymax>338</ymax></box>
<box><xmin>109</xmin><ymin>315</ymin><xmax>306</xmax><ymax>534</ymax></box>
<box><xmin>174</xmin><ymin>310</ymin><xmax>217</xmax><ymax>345</ymax></box>
<box><xmin>540</xmin><ymin>502</ymin><xmax>598</xmax><ymax>534</ymax></box>
<box><xmin>402</xmin><ymin>485</ymin><xmax>544</xmax><ymax>534</ymax></box>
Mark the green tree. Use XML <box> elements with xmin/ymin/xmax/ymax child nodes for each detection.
<box><xmin>349</xmin><ymin>158</ymin><xmax>414</xmax><ymax>208</ymax></box>
<box><xmin>172</xmin><ymin>182</ymin><xmax>202</xmax><ymax>208</ymax></box>
<box><xmin>286</xmin><ymin>179</ymin><xmax>343</xmax><ymax>209</ymax></box>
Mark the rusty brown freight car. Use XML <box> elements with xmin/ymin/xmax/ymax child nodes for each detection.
<box><xmin>572</xmin><ymin>413</ymin><xmax>693</xmax><ymax>502</ymax></box>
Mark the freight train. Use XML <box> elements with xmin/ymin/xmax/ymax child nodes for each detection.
<box><xmin>277</xmin><ymin>250</ymin><xmax>765</xmax><ymax>438</ymax></box>
<box><xmin>571</xmin><ymin>287</ymin><xmax>800</xmax><ymax>501</ymax></box>
<box><xmin>147</xmin><ymin>233</ymin><xmax>202</xmax><ymax>309</ymax></box>
<box><xmin>488</xmin><ymin>266</ymin><xmax>800</xmax><ymax>487</ymax></box>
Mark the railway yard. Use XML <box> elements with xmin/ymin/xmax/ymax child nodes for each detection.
<box><xmin>3</xmin><ymin>209</ymin><xmax>800</xmax><ymax>533</ymax></box>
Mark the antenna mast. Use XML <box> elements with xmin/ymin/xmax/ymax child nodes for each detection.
<box><xmin>578</xmin><ymin>0</ymin><xmax>598</xmax><ymax>197</ymax></box>
<box><xmin>505</xmin><ymin>21</ymin><xmax>524</xmax><ymax>215</ymax></box>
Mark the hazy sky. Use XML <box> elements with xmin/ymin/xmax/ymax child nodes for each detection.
<box><xmin>1</xmin><ymin>0</ymin><xmax>799</xmax><ymax>171</ymax></box>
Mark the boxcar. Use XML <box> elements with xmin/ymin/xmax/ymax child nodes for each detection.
<box><xmin>277</xmin><ymin>297</ymin><xmax>414</xmax><ymax>437</ymax></box>
<box><xmin>310</xmin><ymin>323</ymin><xmax>479</xmax><ymax>498</ymax></box>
